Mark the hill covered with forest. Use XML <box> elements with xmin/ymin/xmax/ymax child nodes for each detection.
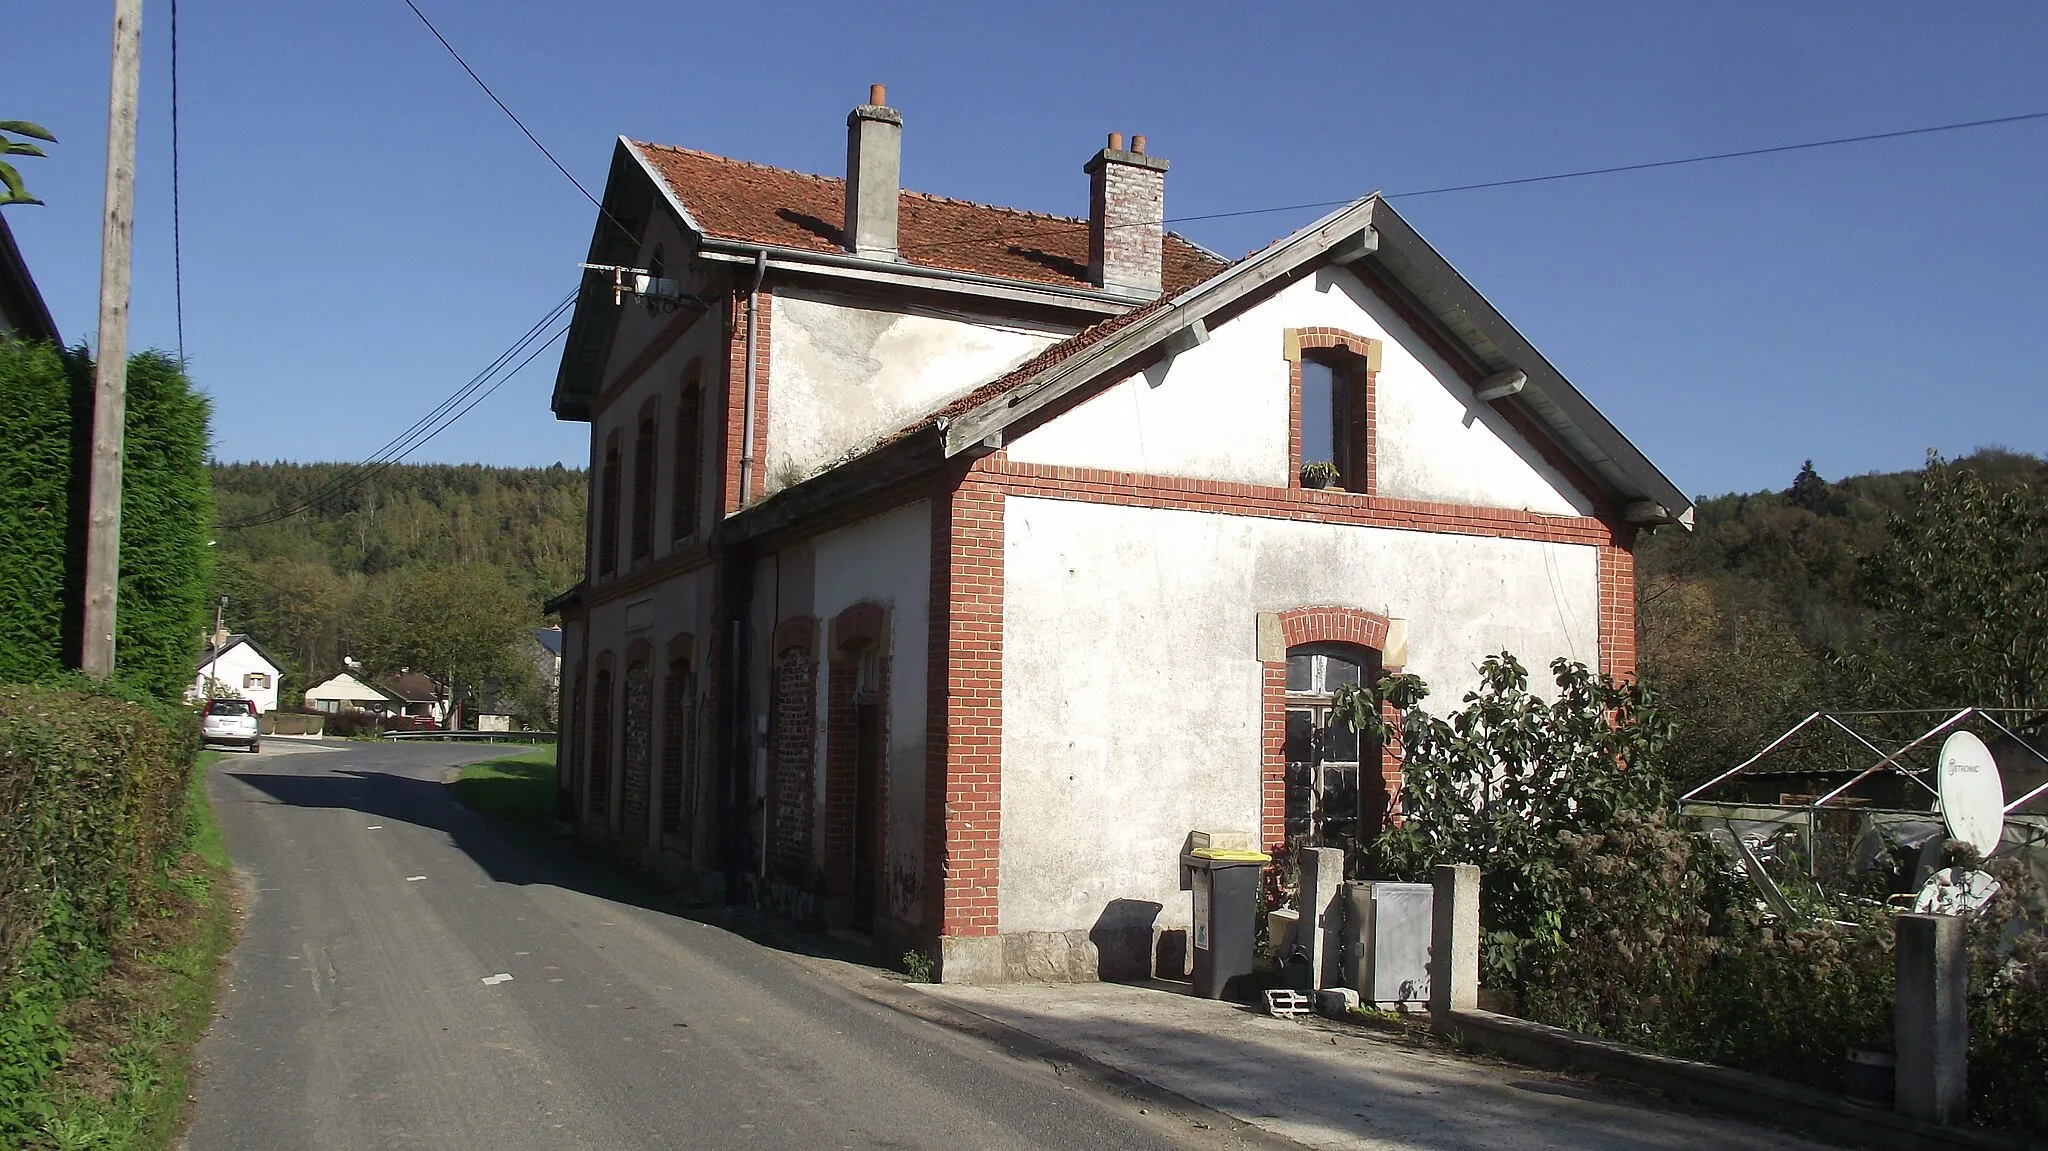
<box><xmin>1636</xmin><ymin>448</ymin><xmax>2048</xmax><ymax>784</ymax></box>
<box><xmin>209</xmin><ymin>462</ymin><xmax>586</xmax><ymax>703</ymax></box>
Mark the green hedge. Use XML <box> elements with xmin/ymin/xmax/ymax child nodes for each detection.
<box><xmin>0</xmin><ymin>684</ymin><xmax>198</xmax><ymax>1136</ymax></box>
<box><xmin>0</xmin><ymin>342</ymin><xmax>75</xmax><ymax>686</ymax></box>
<box><xmin>0</xmin><ymin>341</ymin><xmax>213</xmax><ymax>700</ymax></box>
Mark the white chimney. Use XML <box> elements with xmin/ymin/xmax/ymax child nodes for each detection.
<box><xmin>844</xmin><ymin>84</ymin><xmax>902</xmax><ymax>259</ymax></box>
<box><xmin>1086</xmin><ymin>132</ymin><xmax>1168</xmax><ymax>298</ymax></box>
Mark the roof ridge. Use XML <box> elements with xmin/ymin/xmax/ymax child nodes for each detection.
<box><xmin>632</xmin><ymin>141</ymin><xmax>844</xmax><ymax>188</ymax></box>
<box><xmin>635</xmin><ymin>140</ymin><xmax>1100</xmax><ymax>228</ymax></box>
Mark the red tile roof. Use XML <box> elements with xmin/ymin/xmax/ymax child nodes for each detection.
<box><xmin>634</xmin><ymin>143</ymin><xmax>1226</xmax><ymax>295</ymax></box>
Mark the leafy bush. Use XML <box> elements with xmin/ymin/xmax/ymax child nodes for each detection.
<box><xmin>0</xmin><ymin>342</ymin><xmax>213</xmax><ymax>699</ymax></box>
<box><xmin>1969</xmin><ymin>859</ymin><xmax>2048</xmax><ymax>1134</ymax></box>
<box><xmin>1525</xmin><ymin>810</ymin><xmax>1895</xmax><ymax>1088</ymax></box>
<box><xmin>0</xmin><ymin>684</ymin><xmax>197</xmax><ymax>1136</ymax></box>
<box><xmin>1340</xmin><ymin>654</ymin><xmax>1673</xmax><ymax>984</ymax></box>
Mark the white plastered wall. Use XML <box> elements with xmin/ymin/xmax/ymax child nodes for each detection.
<box><xmin>766</xmin><ymin>291</ymin><xmax>1065</xmax><ymax>494</ymax></box>
<box><xmin>803</xmin><ymin>500</ymin><xmax>932</xmax><ymax>926</ymax></box>
<box><xmin>1006</xmin><ymin>268</ymin><xmax>1595</xmax><ymax>516</ymax></box>
<box><xmin>190</xmin><ymin>644</ymin><xmax>281</xmax><ymax>714</ymax></box>
<box><xmin>998</xmin><ymin>495</ymin><xmax>1600</xmax><ymax>935</ymax></box>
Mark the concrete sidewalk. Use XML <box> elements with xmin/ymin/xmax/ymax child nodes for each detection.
<box><xmin>918</xmin><ymin>981</ymin><xmax>1838</xmax><ymax>1151</ymax></box>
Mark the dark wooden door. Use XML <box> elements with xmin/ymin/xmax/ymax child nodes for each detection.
<box><xmin>853</xmin><ymin>702</ymin><xmax>882</xmax><ymax>930</ymax></box>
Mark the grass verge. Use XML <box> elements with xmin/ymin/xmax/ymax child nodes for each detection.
<box><xmin>449</xmin><ymin>746</ymin><xmax>558</xmax><ymax>831</ymax></box>
<box><xmin>22</xmin><ymin>751</ymin><xmax>236</xmax><ymax>1150</ymax></box>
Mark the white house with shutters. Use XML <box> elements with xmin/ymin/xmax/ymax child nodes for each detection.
<box><xmin>189</xmin><ymin>634</ymin><xmax>283</xmax><ymax>715</ymax></box>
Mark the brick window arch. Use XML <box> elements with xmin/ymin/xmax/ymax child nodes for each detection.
<box><xmin>768</xmin><ymin>617</ymin><xmax>818</xmax><ymax>882</ymax></box>
<box><xmin>1260</xmin><ymin>607</ymin><xmax>1399</xmax><ymax>851</ymax></box>
<box><xmin>1285</xmin><ymin>328</ymin><xmax>1382</xmax><ymax>495</ymax></box>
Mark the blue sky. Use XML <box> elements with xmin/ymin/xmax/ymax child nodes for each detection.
<box><xmin>8</xmin><ymin>2</ymin><xmax>2046</xmax><ymax>500</ymax></box>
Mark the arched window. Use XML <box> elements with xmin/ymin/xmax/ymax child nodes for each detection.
<box><xmin>1284</xmin><ymin>642</ymin><xmax>1379</xmax><ymax>851</ymax></box>
<box><xmin>588</xmin><ymin>663</ymin><xmax>615</xmax><ymax>817</ymax></box>
<box><xmin>598</xmin><ymin>433</ymin><xmax>621</xmax><ymax>576</ymax></box>
<box><xmin>630</xmin><ymin>410</ymin><xmax>657</xmax><ymax>562</ymax></box>
<box><xmin>672</xmin><ymin>366</ymin><xmax>702</xmax><ymax>545</ymax></box>
<box><xmin>622</xmin><ymin>657</ymin><xmax>654</xmax><ymax>845</ymax></box>
<box><xmin>1300</xmin><ymin>355</ymin><xmax>1367</xmax><ymax>490</ymax></box>
<box><xmin>660</xmin><ymin>655</ymin><xmax>693</xmax><ymax>836</ymax></box>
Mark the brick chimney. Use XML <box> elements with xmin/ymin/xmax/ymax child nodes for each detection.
<box><xmin>1086</xmin><ymin>132</ymin><xmax>1168</xmax><ymax>298</ymax></box>
<box><xmin>843</xmin><ymin>84</ymin><xmax>902</xmax><ymax>259</ymax></box>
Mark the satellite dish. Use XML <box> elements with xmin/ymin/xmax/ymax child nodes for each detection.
<box><xmin>1937</xmin><ymin>731</ymin><xmax>2006</xmax><ymax>858</ymax></box>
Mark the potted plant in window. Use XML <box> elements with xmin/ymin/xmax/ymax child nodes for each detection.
<box><xmin>1300</xmin><ymin>461</ymin><xmax>1342</xmax><ymax>490</ymax></box>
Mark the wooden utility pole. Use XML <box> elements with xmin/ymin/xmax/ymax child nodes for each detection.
<box><xmin>81</xmin><ymin>0</ymin><xmax>145</xmax><ymax>678</ymax></box>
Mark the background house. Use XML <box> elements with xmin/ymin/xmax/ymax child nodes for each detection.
<box><xmin>546</xmin><ymin>91</ymin><xmax>1688</xmax><ymax>982</ymax></box>
<box><xmin>0</xmin><ymin>215</ymin><xmax>59</xmax><ymax>344</ymax></box>
<box><xmin>189</xmin><ymin>633</ymin><xmax>283</xmax><ymax>714</ymax></box>
<box><xmin>302</xmin><ymin>672</ymin><xmax>396</xmax><ymax>715</ymax></box>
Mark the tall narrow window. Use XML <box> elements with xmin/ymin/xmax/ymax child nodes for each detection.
<box><xmin>660</xmin><ymin>657</ymin><xmax>692</xmax><ymax>835</ymax></box>
<box><xmin>630</xmin><ymin>413</ymin><xmax>656</xmax><ymax>562</ymax></box>
<box><xmin>588</xmin><ymin>665</ymin><xmax>615</xmax><ymax>816</ymax></box>
<box><xmin>1283</xmin><ymin>644</ymin><xmax>1376</xmax><ymax>852</ymax></box>
<box><xmin>671</xmin><ymin>376</ymin><xmax>702</xmax><ymax>545</ymax></box>
<box><xmin>1300</xmin><ymin>357</ymin><xmax>1366</xmax><ymax>489</ymax></box>
<box><xmin>598</xmin><ymin>433</ymin><xmax>621</xmax><ymax>576</ymax></box>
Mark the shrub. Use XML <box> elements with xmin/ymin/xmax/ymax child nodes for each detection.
<box><xmin>0</xmin><ymin>684</ymin><xmax>197</xmax><ymax>1134</ymax></box>
<box><xmin>322</xmin><ymin>708</ymin><xmax>380</xmax><ymax>739</ymax></box>
<box><xmin>0</xmin><ymin>342</ymin><xmax>213</xmax><ymax>699</ymax></box>
<box><xmin>1341</xmin><ymin>654</ymin><xmax>1673</xmax><ymax>985</ymax></box>
<box><xmin>1969</xmin><ymin>859</ymin><xmax>2048</xmax><ymax>1135</ymax></box>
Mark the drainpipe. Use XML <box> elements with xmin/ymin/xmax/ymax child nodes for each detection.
<box><xmin>737</xmin><ymin>249</ymin><xmax>767</xmax><ymax>506</ymax></box>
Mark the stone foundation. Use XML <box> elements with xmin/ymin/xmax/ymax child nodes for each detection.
<box><xmin>938</xmin><ymin>926</ymin><xmax>1192</xmax><ymax>984</ymax></box>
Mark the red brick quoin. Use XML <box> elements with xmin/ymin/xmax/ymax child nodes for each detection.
<box><xmin>1260</xmin><ymin>606</ymin><xmax>1399</xmax><ymax>851</ymax></box>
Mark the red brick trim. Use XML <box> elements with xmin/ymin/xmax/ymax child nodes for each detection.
<box><xmin>1598</xmin><ymin>542</ymin><xmax>1638</xmax><ymax>681</ymax></box>
<box><xmin>721</xmin><ymin>290</ymin><xmax>775</xmax><ymax>515</ymax></box>
<box><xmin>831</xmin><ymin>602</ymin><xmax>888</xmax><ymax>652</ymax></box>
<box><xmin>926</xmin><ymin>467</ymin><xmax>1004</xmax><ymax>938</ymax></box>
<box><xmin>986</xmin><ymin>457</ymin><xmax>1619</xmax><ymax>547</ymax></box>
<box><xmin>771</xmin><ymin>614</ymin><xmax>818</xmax><ymax>658</ymax></box>
<box><xmin>826</xmin><ymin>602</ymin><xmax>891</xmax><ymax>904</ymax></box>
<box><xmin>1286</xmin><ymin>327</ymin><xmax>1380</xmax><ymax>495</ymax></box>
<box><xmin>1260</xmin><ymin>607</ymin><xmax>1394</xmax><ymax>849</ymax></box>
<box><xmin>1278</xmin><ymin>606</ymin><xmax>1391</xmax><ymax>651</ymax></box>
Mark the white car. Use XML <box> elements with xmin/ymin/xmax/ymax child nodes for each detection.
<box><xmin>201</xmin><ymin>698</ymin><xmax>262</xmax><ymax>752</ymax></box>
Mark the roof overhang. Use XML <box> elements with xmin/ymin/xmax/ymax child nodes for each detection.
<box><xmin>941</xmin><ymin>195</ymin><xmax>1693</xmax><ymax>527</ymax></box>
<box><xmin>0</xmin><ymin>215</ymin><xmax>60</xmax><ymax>345</ymax></box>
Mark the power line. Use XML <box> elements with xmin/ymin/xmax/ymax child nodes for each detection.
<box><xmin>399</xmin><ymin>0</ymin><xmax>642</xmax><ymax>247</ymax></box>
<box><xmin>910</xmin><ymin>107</ymin><xmax>2048</xmax><ymax>253</ymax></box>
<box><xmin>169</xmin><ymin>0</ymin><xmax>185</xmax><ymax>360</ymax></box>
<box><xmin>219</xmin><ymin>291</ymin><xmax>576</xmax><ymax>529</ymax></box>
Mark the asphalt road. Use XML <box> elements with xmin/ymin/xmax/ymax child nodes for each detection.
<box><xmin>183</xmin><ymin>740</ymin><xmax>1257</xmax><ymax>1151</ymax></box>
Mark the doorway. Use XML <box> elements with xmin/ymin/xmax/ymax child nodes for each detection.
<box><xmin>852</xmin><ymin>647</ymin><xmax>883</xmax><ymax>931</ymax></box>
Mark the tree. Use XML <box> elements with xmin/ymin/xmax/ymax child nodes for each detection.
<box><xmin>0</xmin><ymin>120</ymin><xmax>55</xmax><ymax>206</ymax></box>
<box><xmin>1334</xmin><ymin>654</ymin><xmax>1675</xmax><ymax>986</ymax></box>
<box><xmin>1861</xmin><ymin>452</ymin><xmax>2048</xmax><ymax>710</ymax></box>
<box><xmin>350</xmin><ymin>566</ymin><xmax>534</xmax><ymax>728</ymax></box>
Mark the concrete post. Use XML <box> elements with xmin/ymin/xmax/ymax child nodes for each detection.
<box><xmin>1300</xmin><ymin>847</ymin><xmax>1346</xmax><ymax>988</ymax></box>
<box><xmin>1895</xmin><ymin>913</ymin><xmax>1967</xmax><ymax>1125</ymax></box>
<box><xmin>1429</xmin><ymin>863</ymin><xmax>1480</xmax><ymax>1034</ymax></box>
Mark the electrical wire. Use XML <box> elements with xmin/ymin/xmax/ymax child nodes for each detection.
<box><xmin>399</xmin><ymin>0</ymin><xmax>643</xmax><ymax>247</ymax></box>
<box><xmin>169</xmin><ymin>0</ymin><xmax>185</xmax><ymax>361</ymax></box>
<box><xmin>218</xmin><ymin>290</ymin><xmax>576</xmax><ymax>529</ymax></box>
<box><xmin>909</xmin><ymin>107</ymin><xmax>2048</xmax><ymax>253</ymax></box>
